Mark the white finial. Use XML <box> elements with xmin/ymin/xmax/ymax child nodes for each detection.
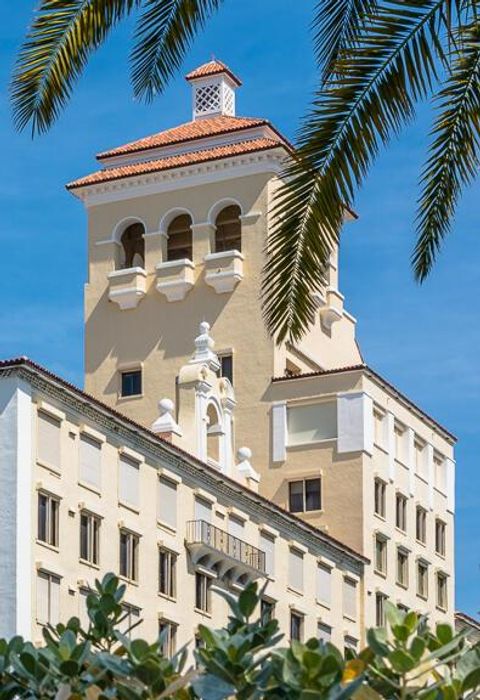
<box><xmin>236</xmin><ymin>446</ymin><xmax>260</xmax><ymax>490</ymax></box>
<box><xmin>151</xmin><ymin>398</ymin><xmax>182</xmax><ymax>437</ymax></box>
<box><xmin>189</xmin><ymin>321</ymin><xmax>220</xmax><ymax>371</ymax></box>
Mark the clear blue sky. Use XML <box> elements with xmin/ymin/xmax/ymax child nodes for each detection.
<box><xmin>1</xmin><ymin>2</ymin><xmax>478</xmax><ymax>616</ymax></box>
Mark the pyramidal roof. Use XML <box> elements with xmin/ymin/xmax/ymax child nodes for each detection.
<box><xmin>67</xmin><ymin>59</ymin><xmax>291</xmax><ymax>192</ymax></box>
<box><xmin>185</xmin><ymin>59</ymin><xmax>242</xmax><ymax>86</ymax></box>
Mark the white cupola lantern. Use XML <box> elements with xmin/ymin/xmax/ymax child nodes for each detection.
<box><xmin>185</xmin><ymin>59</ymin><xmax>241</xmax><ymax>120</ymax></box>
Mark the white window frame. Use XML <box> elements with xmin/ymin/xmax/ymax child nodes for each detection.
<box><xmin>80</xmin><ymin>511</ymin><xmax>100</xmax><ymax>565</ymax></box>
<box><xmin>159</xmin><ymin>618</ymin><xmax>178</xmax><ymax>657</ymax></box>
<box><xmin>119</xmin><ymin>529</ymin><xmax>139</xmax><ymax>581</ymax></box>
<box><xmin>195</xmin><ymin>571</ymin><xmax>211</xmax><ymax>613</ymax></box>
<box><xmin>38</xmin><ymin>491</ymin><xmax>60</xmax><ymax>547</ymax></box>
<box><xmin>374</xmin><ymin>478</ymin><xmax>386</xmax><ymax>518</ymax></box>
<box><xmin>374</xmin><ymin>534</ymin><xmax>387</xmax><ymax>575</ymax></box>
<box><xmin>158</xmin><ymin>547</ymin><xmax>177</xmax><ymax>599</ymax></box>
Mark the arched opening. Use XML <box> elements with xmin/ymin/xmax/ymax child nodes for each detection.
<box><xmin>167</xmin><ymin>214</ymin><xmax>193</xmax><ymax>262</ymax></box>
<box><xmin>119</xmin><ymin>222</ymin><xmax>145</xmax><ymax>269</ymax></box>
<box><xmin>206</xmin><ymin>403</ymin><xmax>222</xmax><ymax>466</ymax></box>
<box><xmin>214</xmin><ymin>205</ymin><xmax>241</xmax><ymax>253</ymax></box>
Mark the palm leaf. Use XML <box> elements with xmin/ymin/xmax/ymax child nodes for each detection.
<box><xmin>11</xmin><ymin>0</ymin><xmax>140</xmax><ymax>135</ymax></box>
<box><xmin>312</xmin><ymin>0</ymin><xmax>379</xmax><ymax>79</ymax></box>
<box><xmin>413</xmin><ymin>21</ymin><xmax>480</xmax><ymax>281</ymax></box>
<box><xmin>131</xmin><ymin>0</ymin><xmax>224</xmax><ymax>103</ymax></box>
<box><xmin>263</xmin><ymin>0</ymin><xmax>449</xmax><ymax>343</ymax></box>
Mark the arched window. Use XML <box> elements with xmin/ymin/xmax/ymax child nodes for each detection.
<box><xmin>167</xmin><ymin>214</ymin><xmax>193</xmax><ymax>262</ymax></box>
<box><xmin>119</xmin><ymin>223</ymin><xmax>145</xmax><ymax>269</ymax></box>
<box><xmin>214</xmin><ymin>205</ymin><xmax>241</xmax><ymax>253</ymax></box>
<box><xmin>206</xmin><ymin>403</ymin><xmax>221</xmax><ymax>466</ymax></box>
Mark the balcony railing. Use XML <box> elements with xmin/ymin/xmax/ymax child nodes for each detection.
<box><xmin>186</xmin><ymin>520</ymin><xmax>266</xmax><ymax>575</ymax></box>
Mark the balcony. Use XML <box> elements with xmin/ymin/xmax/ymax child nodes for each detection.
<box><xmin>312</xmin><ymin>287</ymin><xmax>343</xmax><ymax>330</ymax></box>
<box><xmin>186</xmin><ymin>520</ymin><xmax>266</xmax><ymax>581</ymax></box>
<box><xmin>108</xmin><ymin>267</ymin><xmax>146</xmax><ymax>310</ymax></box>
<box><xmin>155</xmin><ymin>259</ymin><xmax>195</xmax><ymax>302</ymax></box>
<box><xmin>204</xmin><ymin>250</ymin><xmax>244</xmax><ymax>294</ymax></box>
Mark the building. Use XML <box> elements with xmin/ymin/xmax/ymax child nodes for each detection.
<box><xmin>67</xmin><ymin>59</ymin><xmax>456</xmax><ymax>630</ymax></box>
<box><xmin>0</xmin><ymin>353</ymin><xmax>365</xmax><ymax>652</ymax></box>
<box><xmin>455</xmin><ymin>612</ymin><xmax>480</xmax><ymax>645</ymax></box>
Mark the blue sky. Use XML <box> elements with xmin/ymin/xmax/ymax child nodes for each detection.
<box><xmin>1</xmin><ymin>2</ymin><xmax>478</xmax><ymax>615</ymax></box>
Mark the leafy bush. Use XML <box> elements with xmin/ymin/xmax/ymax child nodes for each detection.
<box><xmin>1</xmin><ymin>574</ymin><xmax>478</xmax><ymax>699</ymax></box>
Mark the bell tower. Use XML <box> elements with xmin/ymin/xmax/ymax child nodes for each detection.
<box><xmin>185</xmin><ymin>59</ymin><xmax>241</xmax><ymax>119</ymax></box>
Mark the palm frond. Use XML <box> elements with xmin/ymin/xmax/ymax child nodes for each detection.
<box><xmin>312</xmin><ymin>0</ymin><xmax>378</xmax><ymax>79</ymax></box>
<box><xmin>11</xmin><ymin>0</ymin><xmax>140</xmax><ymax>135</ymax></box>
<box><xmin>131</xmin><ymin>0</ymin><xmax>223</xmax><ymax>103</ymax></box>
<box><xmin>413</xmin><ymin>21</ymin><xmax>480</xmax><ymax>281</ymax></box>
<box><xmin>263</xmin><ymin>0</ymin><xmax>449</xmax><ymax>343</ymax></box>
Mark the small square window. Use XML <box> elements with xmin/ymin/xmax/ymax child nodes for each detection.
<box><xmin>289</xmin><ymin>478</ymin><xmax>321</xmax><ymax>513</ymax></box>
<box><xmin>219</xmin><ymin>354</ymin><xmax>233</xmax><ymax>385</ymax></box>
<box><xmin>121</xmin><ymin>370</ymin><xmax>142</xmax><ymax>397</ymax></box>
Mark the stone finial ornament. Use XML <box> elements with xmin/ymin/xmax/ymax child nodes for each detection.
<box><xmin>189</xmin><ymin>321</ymin><xmax>220</xmax><ymax>371</ymax></box>
<box><xmin>236</xmin><ymin>446</ymin><xmax>260</xmax><ymax>492</ymax></box>
<box><xmin>151</xmin><ymin>398</ymin><xmax>182</xmax><ymax>439</ymax></box>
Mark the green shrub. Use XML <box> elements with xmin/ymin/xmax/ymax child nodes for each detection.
<box><xmin>1</xmin><ymin>574</ymin><xmax>478</xmax><ymax>699</ymax></box>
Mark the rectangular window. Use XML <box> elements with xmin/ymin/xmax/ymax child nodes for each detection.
<box><xmin>316</xmin><ymin>563</ymin><xmax>331</xmax><ymax>606</ymax></box>
<box><xmin>436</xmin><ymin>573</ymin><xmax>448</xmax><ymax>610</ymax></box>
<box><xmin>78</xmin><ymin>587</ymin><xmax>91</xmax><ymax>629</ymax></box>
<box><xmin>344</xmin><ymin>636</ymin><xmax>358</xmax><ymax>655</ymax></box>
<box><xmin>158</xmin><ymin>548</ymin><xmax>176</xmax><ymax>599</ymax></box>
<box><xmin>396</xmin><ymin>493</ymin><xmax>407</xmax><ymax>531</ymax></box>
<box><xmin>194</xmin><ymin>497</ymin><xmax>212</xmax><ymax>524</ymax></box>
<box><xmin>159</xmin><ymin>619</ymin><xmax>177</xmax><ymax>658</ymax></box>
<box><xmin>220</xmin><ymin>354</ymin><xmax>233</xmax><ymax>385</ymax></box>
<box><xmin>417</xmin><ymin>560</ymin><xmax>429</xmax><ymax>599</ymax></box>
<box><xmin>121</xmin><ymin>370</ymin><xmax>142</xmax><ymax>397</ymax></box>
<box><xmin>79</xmin><ymin>434</ymin><xmax>101</xmax><ymax>490</ymax></box>
<box><xmin>260</xmin><ymin>598</ymin><xmax>275</xmax><ymax>623</ymax></box>
<box><xmin>119</xmin><ymin>603</ymin><xmax>140</xmax><ymax>638</ymax></box>
<box><xmin>374</xmin><ymin>478</ymin><xmax>386</xmax><ymax>518</ymax></box>
<box><xmin>36</xmin><ymin>571</ymin><xmax>60</xmax><ymax>626</ymax></box>
<box><xmin>289</xmin><ymin>478</ymin><xmax>321</xmax><ymax>513</ymax></box>
<box><xmin>396</xmin><ymin>548</ymin><xmax>409</xmax><ymax>587</ymax></box>
<box><xmin>195</xmin><ymin>572</ymin><xmax>211</xmax><ymax>613</ymax></box>
<box><xmin>118</xmin><ymin>454</ymin><xmax>140</xmax><ymax>509</ymax></box>
<box><xmin>375</xmin><ymin>593</ymin><xmax>388</xmax><ymax>627</ymax></box>
<box><xmin>374</xmin><ymin>409</ymin><xmax>387</xmax><ymax>448</ymax></box>
<box><xmin>343</xmin><ymin>578</ymin><xmax>357</xmax><ymax>619</ymax></box>
<box><xmin>287</xmin><ymin>401</ymin><xmax>337</xmax><ymax>446</ymax></box>
<box><xmin>415</xmin><ymin>438</ymin><xmax>427</xmax><ymax>477</ymax></box>
<box><xmin>119</xmin><ymin>529</ymin><xmax>139</xmax><ymax>581</ymax></box>
<box><xmin>290</xmin><ymin>611</ymin><xmax>304</xmax><ymax>641</ymax></box>
<box><xmin>37</xmin><ymin>411</ymin><xmax>61</xmax><ymax>469</ymax></box>
<box><xmin>317</xmin><ymin>622</ymin><xmax>332</xmax><ymax>643</ymax></box>
<box><xmin>38</xmin><ymin>492</ymin><xmax>59</xmax><ymax>547</ymax></box>
<box><xmin>80</xmin><ymin>511</ymin><xmax>100</xmax><ymax>565</ymax></box>
<box><xmin>435</xmin><ymin>519</ymin><xmax>446</xmax><ymax>557</ymax></box>
<box><xmin>259</xmin><ymin>531</ymin><xmax>275</xmax><ymax>577</ymax></box>
<box><xmin>228</xmin><ymin>515</ymin><xmax>245</xmax><ymax>540</ymax></box>
<box><xmin>416</xmin><ymin>507</ymin><xmax>427</xmax><ymax>544</ymax></box>
<box><xmin>374</xmin><ymin>535</ymin><xmax>387</xmax><ymax>575</ymax></box>
<box><xmin>434</xmin><ymin>455</ymin><xmax>447</xmax><ymax>493</ymax></box>
<box><xmin>288</xmin><ymin>548</ymin><xmax>304</xmax><ymax>591</ymax></box>
<box><xmin>158</xmin><ymin>477</ymin><xmax>177</xmax><ymax>529</ymax></box>
<box><xmin>394</xmin><ymin>422</ymin><xmax>406</xmax><ymax>463</ymax></box>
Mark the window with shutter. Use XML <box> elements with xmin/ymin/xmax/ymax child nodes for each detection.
<box><xmin>36</xmin><ymin>571</ymin><xmax>60</xmax><ymax>625</ymax></box>
<box><xmin>37</xmin><ymin>411</ymin><xmax>61</xmax><ymax>469</ymax></box>
<box><xmin>119</xmin><ymin>455</ymin><xmax>140</xmax><ymax>508</ymax></box>
<box><xmin>287</xmin><ymin>402</ymin><xmax>337</xmax><ymax>446</ymax></box>
<box><xmin>317</xmin><ymin>622</ymin><xmax>332</xmax><ymax>642</ymax></box>
<box><xmin>259</xmin><ymin>531</ymin><xmax>275</xmax><ymax>577</ymax></box>
<box><xmin>158</xmin><ymin>478</ymin><xmax>177</xmax><ymax>529</ymax></box>
<box><xmin>288</xmin><ymin>548</ymin><xmax>304</xmax><ymax>591</ymax></box>
<box><xmin>316</xmin><ymin>563</ymin><xmax>332</xmax><ymax>606</ymax></box>
<box><xmin>343</xmin><ymin>578</ymin><xmax>357</xmax><ymax>619</ymax></box>
<box><xmin>194</xmin><ymin>497</ymin><xmax>212</xmax><ymax>523</ymax></box>
<box><xmin>79</xmin><ymin>434</ymin><xmax>101</xmax><ymax>489</ymax></box>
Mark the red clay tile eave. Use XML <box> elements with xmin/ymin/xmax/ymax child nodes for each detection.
<box><xmin>185</xmin><ymin>60</ymin><xmax>242</xmax><ymax>86</ymax></box>
<box><xmin>0</xmin><ymin>356</ymin><xmax>368</xmax><ymax>565</ymax></box>
<box><xmin>272</xmin><ymin>364</ymin><xmax>456</xmax><ymax>442</ymax></box>
<box><xmin>96</xmin><ymin>117</ymin><xmax>292</xmax><ymax>160</ymax></box>
<box><xmin>67</xmin><ymin>139</ymin><xmax>288</xmax><ymax>190</ymax></box>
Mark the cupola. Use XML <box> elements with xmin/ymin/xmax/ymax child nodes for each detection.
<box><xmin>185</xmin><ymin>59</ymin><xmax>241</xmax><ymax>120</ymax></box>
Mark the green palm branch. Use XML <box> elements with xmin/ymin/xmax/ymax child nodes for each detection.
<box><xmin>11</xmin><ymin>0</ymin><xmax>480</xmax><ymax>343</ymax></box>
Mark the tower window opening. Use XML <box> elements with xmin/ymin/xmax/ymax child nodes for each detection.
<box><xmin>206</xmin><ymin>403</ymin><xmax>221</xmax><ymax>466</ymax></box>
<box><xmin>119</xmin><ymin>223</ymin><xmax>145</xmax><ymax>269</ymax></box>
<box><xmin>214</xmin><ymin>205</ymin><xmax>241</xmax><ymax>253</ymax></box>
<box><xmin>167</xmin><ymin>214</ymin><xmax>193</xmax><ymax>262</ymax></box>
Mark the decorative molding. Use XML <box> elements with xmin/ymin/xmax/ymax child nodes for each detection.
<box><xmin>204</xmin><ymin>250</ymin><xmax>244</xmax><ymax>294</ymax></box>
<box><xmin>107</xmin><ymin>267</ymin><xmax>147</xmax><ymax>310</ymax></box>
<box><xmin>155</xmin><ymin>259</ymin><xmax>195</xmax><ymax>302</ymax></box>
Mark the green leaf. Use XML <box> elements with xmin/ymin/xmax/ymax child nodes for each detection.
<box><xmin>192</xmin><ymin>674</ymin><xmax>235</xmax><ymax>700</ymax></box>
<box><xmin>366</xmin><ymin>628</ymin><xmax>389</xmax><ymax>657</ymax></box>
<box><xmin>436</xmin><ymin>623</ymin><xmax>453</xmax><ymax>645</ymax></box>
<box><xmin>389</xmin><ymin>649</ymin><xmax>416</xmax><ymax>673</ymax></box>
<box><xmin>238</xmin><ymin>584</ymin><xmax>258</xmax><ymax>619</ymax></box>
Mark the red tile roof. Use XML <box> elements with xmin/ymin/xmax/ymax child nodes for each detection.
<box><xmin>185</xmin><ymin>59</ymin><xmax>241</xmax><ymax>86</ymax></box>
<box><xmin>97</xmin><ymin>115</ymin><xmax>279</xmax><ymax>160</ymax></box>
<box><xmin>0</xmin><ymin>355</ymin><xmax>369</xmax><ymax>565</ymax></box>
<box><xmin>68</xmin><ymin>138</ymin><xmax>287</xmax><ymax>189</ymax></box>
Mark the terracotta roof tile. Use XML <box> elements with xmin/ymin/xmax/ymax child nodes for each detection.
<box><xmin>68</xmin><ymin>138</ymin><xmax>286</xmax><ymax>189</ymax></box>
<box><xmin>97</xmin><ymin>115</ymin><xmax>273</xmax><ymax>159</ymax></box>
<box><xmin>185</xmin><ymin>59</ymin><xmax>241</xmax><ymax>86</ymax></box>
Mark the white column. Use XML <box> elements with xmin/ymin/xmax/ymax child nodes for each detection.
<box><xmin>0</xmin><ymin>376</ymin><xmax>33</xmax><ymax>638</ymax></box>
<box><xmin>337</xmin><ymin>392</ymin><xmax>374</xmax><ymax>455</ymax></box>
<box><xmin>406</xmin><ymin>427</ymin><xmax>415</xmax><ymax>497</ymax></box>
<box><xmin>195</xmin><ymin>381</ymin><xmax>210</xmax><ymax>462</ymax></box>
<box><xmin>221</xmin><ymin>399</ymin><xmax>235</xmax><ymax>476</ymax></box>
<box><xmin>386</xmin><ymin>411</ymin><xmax>395</xmax><ymax>481</ymax></box>
<box><xmin>426</xmin><ymin>443</ymin><xmax>434</xmax><ymax>510</ymax></box>
<box><xmin>446</xmin><ymin>458</ymin><xmax>455</xmax><ymax>513</ymax></box>
<box><xmin>271</xmin><ymin>402</ymin><xmax>287</xmax><ymax>462</ymax></box>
